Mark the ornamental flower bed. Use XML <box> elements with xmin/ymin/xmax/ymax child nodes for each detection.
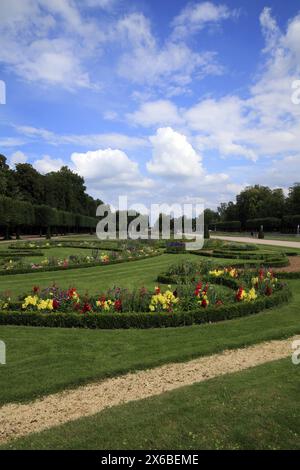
<box><xmin>0</xmin><ymin>247</ymin><xmax>161</xmax><ymax>275</ymax></box>
<box><xmin>209</xmin><ymin>266</ymin><xmax>239</xmax><ymax>278</ymax></box>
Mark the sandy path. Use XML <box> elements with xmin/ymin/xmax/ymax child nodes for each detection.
<box><xmin>275</xmin><ymin>256</ymin><xmax>300</xmax><ymax>273</ymax></box>
<box><xmin>211</xmin><ymin>235</ymin><xmax>300</xmax><ymax>249</ymax></box>
<box><xmin>0</xmin><ymin>336</ymin><xmax>298</xmax><ymax>444</ymax></box>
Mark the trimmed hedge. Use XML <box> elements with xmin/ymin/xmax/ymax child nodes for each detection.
<box><xmin>189</xmin><ymin>251</ymin><xmax>289</xmax><ymax>268</ymax></box>
<box><xmin>214</xmin><ymin>220</ymin><xmax>241</xmax><ymax>231</ymax></box>
<box><xmin>0</xmin><ymin>251</ymin><xmax>44</xmax><ymax>258</ymax></box>
<box><xmin>246</xmin><ymin>217</ymin><xmax>281</xmax><ymax>231</ymax></box>
<box><xmin>276</xmin><ymin>271</ymin><xmax>300</xmax><ymax>279</ymax></box>
<box><xmin>0</xmin><ymin>287</ymin><xmax>291</xmax><ymax>329</ymax></box>
<box><xmin>0</xmin><ymin>252</ymin><xmax>163</xmax><ymax>276</ymax></box>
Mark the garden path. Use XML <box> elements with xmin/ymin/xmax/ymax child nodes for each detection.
<box><xmin>0</xmin><ymin>335</ymin><xmax>298</xmax><ymax>444</ymax></box>
<box><xmin>211</xmin><ymin>235</ymin><xmax>300</xmax><ymax>249</ymax></box>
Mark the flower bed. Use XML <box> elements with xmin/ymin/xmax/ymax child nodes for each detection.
<box><xmin>0</xmin><ymin>249</ymin><xmax>162</xmax><ymax>276</ymax></box>
<box><xmin>0</xmin><ymin>266</ymin><xmax>290</xmax><ymax>328</ymax></box>
<box><xmin>0</xmin><ymin>288</ymin><xmax>290</xmax><ymax>329</ymax></box>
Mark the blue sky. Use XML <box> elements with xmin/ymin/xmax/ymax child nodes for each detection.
<box><xmin>0</xmin><ymin>0</ymin><xmax>300</xmax><ymax>209</ymax></box>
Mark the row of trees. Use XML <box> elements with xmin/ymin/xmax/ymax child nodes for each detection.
<box><xmin>204</xmin><ymin>184</ymin><xmax>300</xmax><ymax>232</ymax></box>
<box><xmin>0</xmin><ymin>196</ymin><xmax>97</xmax><ymax>239</ymax></box>
<box><xmin>0</xmin><ymin>154</ymin><xmax>103</xmax><ymax>217</ymax></box>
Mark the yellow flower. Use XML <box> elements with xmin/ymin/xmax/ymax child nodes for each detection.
<box><xmin>149</xmin><ymin>289</ymin><xmax>178</xmax><ymax>312</ymax></box>
<box><xmin>209</xmin><ymin>269</ymin><xmax>224</xmax><ymax>277</ymax></box>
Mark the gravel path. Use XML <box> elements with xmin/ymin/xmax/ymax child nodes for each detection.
<box><xmin>211</xmin><ymin>235</ymin><xmax>300</xmax><ymax>249</ymax></box>
<box><xmin>0</xmin><ymin>336</ymin><xmax>298</xmax><ymax>444</ymax></box>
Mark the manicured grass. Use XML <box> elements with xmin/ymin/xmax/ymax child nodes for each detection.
<box><xmin>3</xmin><ymin>358</ymin><xmax>299</xmax><ymax>450</ymax></box>
<box><xmin>0</xmin><ymin>245</ymin><xmax>111</xmax><ymax>263</ymax></box>
<box><xmin>0</xmin><ymin>253</ymin><xmax>244</xmax><ymax>299</ymax></box>
<box><xmin>0</xmin><ymin>279</ymin><xmax>299</xmax><ymax>405</ymax></box>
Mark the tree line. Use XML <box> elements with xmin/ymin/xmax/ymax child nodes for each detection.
<box><xmin>0</xmin><ymin>154</ymin><xmax>103</xmax><ymax>239</ymax></box>
<box><xmin>204</xmin><ymin>183</ymin><xmax>300</xmax><ymax>233</ymax></box>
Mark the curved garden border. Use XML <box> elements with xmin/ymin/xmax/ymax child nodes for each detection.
<box><xmin>0</xmin><ymin>281</ymin><xmax>291</xmax><ymax>330</ymax></box>
<box><xmin>189</xmin><ymin>250</ymin><xmax>290</xmax><ymax>268</ymax></box>
<box><xmin>0</xmin><ymin>251</ymin><xmax>163</xmax><ymax>276</ymax></box>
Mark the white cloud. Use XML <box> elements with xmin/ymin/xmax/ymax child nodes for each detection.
<box><xmin>0</xmin><ymin>0</ymin><xmax>101</xmax><ymax>89</ymax></box>
<box><xmin>185</xmin><ymin>96</ymin><xmax>258</xmax><ymax>161</ymax></box>
<box><xmin>0</xmin><ymin>137</ymin><xmax>27</xmax><ymax>147</ymax></box>
<box><xmin>15</xmin><ymin>125</ymin><xmax>147</xmax><ymax>150</ymax></box>
<box><xmin>127</xmin><ymin>100</ymin><xmax>183</xmax><ymax>127</ymax></box>
<box><xmin>116</xmin><ymin>12</ymin><xmax>224</xmax><ymax>90</ymax></box>
<box><xmin>147</xmin><ymin>127</ymin><xmax>204</xmax><ymax>178</ymax></box>
<box><xmin>9</xmin><ymin>150</ymin><xmax>28</xmax><ymax>167</ymax></box>
<box><xmin>70</xmin><ymin>148</ymin><xmax>153</xmax><ymax>189</ymax></box>
<box><xmin>171</xmin><ymin>1</ymin><xmax>237</xmax><ymax>39</ymax></box>
<box><xmin>85</xmin><ymin>0</ymin><xmax>117</xmax><ymax>8</ymax></box>
<box><xmin>33</xmin><ymin>155</ymin><xmax>64</xmax><ymax>173</ymax></box>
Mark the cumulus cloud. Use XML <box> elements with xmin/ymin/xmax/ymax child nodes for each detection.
<box><xmin>147</xmin><ymin>127</ymin><xmax>204</xmax><ymax>178</ymax></box>
<box><xmin>0</xmin><ymin>0</ymin><xmax>102</xmax><ymax>89</ymax></box>
<box><xmin>127</xmin><ymin>100</ymin><xmax>183</xmax><ymax>127</ymax></box>
<box><xmin>9</xmin><ymin>150</ymin><xmax>28</xmax><ymax>167</ymax></box>
<box><xmin>116</xmin><ymin>12</ymin><xmax>225</xmax><ymax>91</ymax></box>
<box><xmin>33</xmin><ymin>155</ymin><xmax>64</xmax><ymax>173</ymax></box>
<box><xmin>171</xmin><ymin>1</ymin><xmax>238</xmax><ymax>39</ymax></box>
<box><xmin>70</xmin><ymin>148</ymin><xmax>153</xmax><ymax>190</ymax></box>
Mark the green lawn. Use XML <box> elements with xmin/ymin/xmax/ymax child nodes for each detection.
<box><xmin>0</xmin><ymin>278</ymin><xmax>299</xmax><ymax>406</ymax></box>
<box><xmin>0</xmin><ymin>253</ymin><xmax>244</xmax><ymax>299</ymax></box>
<box><xmin>3</xmin><ymin>358</ymin><xmax>299</xmax><ymax>450</ymax></box>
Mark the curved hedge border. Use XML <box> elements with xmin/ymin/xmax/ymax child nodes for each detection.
<box><xmin>0</xmin><ymin>251</ymin><xmax>163</xmax><ymax>276</ymax></box>
<box><xmin>0</xmin><ymin>251</ymin><xmax>44</xmax><ymax>258</ymax></box>
<box><xmin>190</xmin><ymin>251</ymin><xmax>289</xmax><ymax>268</ymax></box>
<box><xmin>276</xmin><ymin>271</ymin><xmax>300</xmax><ymax>279</ymax></box>
<box><xmin>0</xmin><ymin>288</ymin><xmax>291</xmax><ymax>329</ymax></box>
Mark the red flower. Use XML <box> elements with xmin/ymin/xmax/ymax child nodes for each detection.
<box><xmin>236</xmin><ymin>287</ymin><xmax>244</xmax><ymax>302</ymax></box>
<box><xmin>68</xmin><ymin>287</ymin><xmax>77</xmax><ymax>299</ymax></box>
<box><xmin>82</xmin><ymin>302</ymin><xmax>92</xmax><ymax>313</ymax></box>
<box><xmin>114</xmin><ymin>299</ymin><xmax>122</xmax><ymax>312</ymax></box>
<box><xmin>194</xmin><ymin>281</ymin><xmax>202</xmax><ymax>296</ymax></box>
<box><xmin>52</xmin><ymin>299</ymin><xmax>59</xmax><ymax>310</ymax></box>
<box><xmin>33</xmin><ymin>285</ymin><xmax>40</xmax><ymax>293</ymax></box>
<box><xmin>201</xmin><ymin>299</ymin><xmax>208</xmax><ymax>308</ymax></box>
<box><xmin>265</xmin><ymin>286</ymin><xmax>273</xmax><ymax>296</ymax></box>
<box><xmin>155</xmin><ymin>286</ymin><xmax>161</xmax><ymax>294</ymax></box>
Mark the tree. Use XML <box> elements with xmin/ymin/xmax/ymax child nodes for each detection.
<box><xmin>204</xmin><ymin>208</ymin><xmax>219</xmax><ymax>227</ymax></box>
<box><xmin>217</xmin><ymin>202</ymin><xmax>238</xmax><ymax>221</ymax></box>
<box><xmin>286</xmin><ymin>183</ymin><xmax>300</xmax><ymax>215</ymax></box>
<box><xmin>14</xmin><ymin>163</ymin><xmax>45</xmax><ymax>204</ymax></box>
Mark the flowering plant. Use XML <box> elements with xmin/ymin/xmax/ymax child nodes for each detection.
<box><xmin>235</xmin><ymin>287</ymin><xmax>257</xmax><ymax>302</ymax></box>
<box><xmin>149</xmin><ymin>286</ymin><xmax>179</xmax><ymax>312</ymax></box>
<box><xmin>209</xmin><ymin>266</ymin><xmax>239</xmax><ymax>278</ymax></box>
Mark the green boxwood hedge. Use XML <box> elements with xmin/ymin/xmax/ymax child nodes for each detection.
<box><xmin>276</xmin><ymin>271</ymin><xmax>300</xmax><ymax>279</ymax></box>
<box><xmin>189</xmin><ymin>251</ymin><xmax>289</xmax><ymax>268</ymax></box>
<box><xmin>0</xmin><ymin>251</ymin><xmax>44</xmax><ymax>258</ymax></box>
<box><xmin>0</xmin><ymin>287</ymin><xmax>290</xmax><ymax>329</ymax></box>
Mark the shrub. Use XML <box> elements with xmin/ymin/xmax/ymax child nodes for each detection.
<box><xmin>258</xmin><ymin>228</ymin><xmax>265</xmax><ymax>239</ymax></box>
<box><xmin>246</xmin><ymin>217</ymin><xmax>281</xmax><ymax>232</ymax></box>
<box><xmin>0</xmin><ymin>288</ymin><xmax>290</xmax><ymax>329</ymax></box>
<box><xmin>214</xmin><ymin>221</ymin><xmax>241</xmax><ymax>232</ymax></box>
<box><xmin>165</xmin><ymin>241</ymin><xmax>186</xmax><ymax>253</ymax></box>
